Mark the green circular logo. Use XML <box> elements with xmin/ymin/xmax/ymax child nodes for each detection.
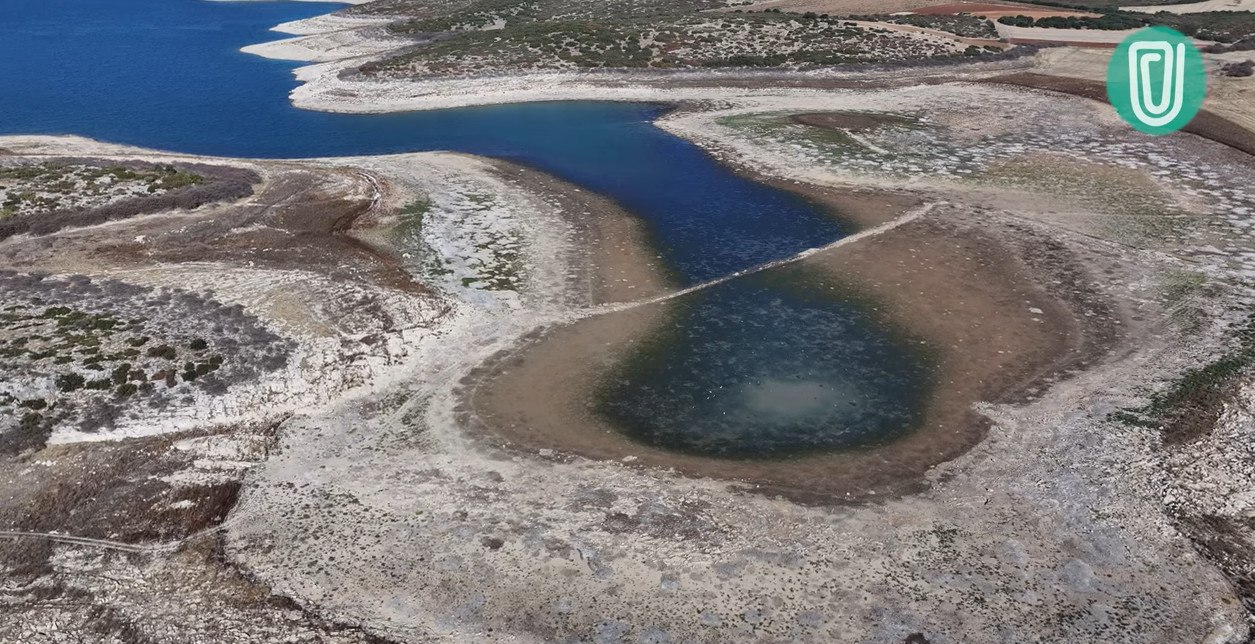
<box><xmin>1106</xmin><ymin>26</ymin><xmax>1206</xmax><ymax>135</ymax></box>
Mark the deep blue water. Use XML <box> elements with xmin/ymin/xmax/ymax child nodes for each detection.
<box><xmin>1</xmin><ymin>0</ymin><xmax>931</xmax><ymax>457</ymax></box>
<box><xmin>0</xmin><ymin>0</ymin><xmax>842</xmax><ymax>282</ymax></box>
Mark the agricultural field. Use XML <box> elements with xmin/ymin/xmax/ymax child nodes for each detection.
<box><xmin>1018</xmin><ymin>0</ymin><xmax>1214</xmax><ymax>7</ymax></box>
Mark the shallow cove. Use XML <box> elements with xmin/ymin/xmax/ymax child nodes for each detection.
<box><xmin>594</xmin><ymin>271</ymin><xmax>932</xmax><ymax>459</ymax></box>
<box><xmin>0</xmin><ymin>0</ymin><xmax>931</xmax><ymax>457</ymax></box>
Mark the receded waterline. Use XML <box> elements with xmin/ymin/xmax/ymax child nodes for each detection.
<box><xmin>0</xmin><ymin>0</ymin><xmax>938</xmax><ymax>458</ymax></box>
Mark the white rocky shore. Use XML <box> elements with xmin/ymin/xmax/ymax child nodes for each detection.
<box><xmin>241</xmin><ymin>14</ymin><xmax>408</xmax><ymax>63</ymax></box>
<box><xmin>173</xmin><ymin>7</ymin><xmax>1255</xmax><ymax>644</ymax></box>
<box><xmin>0</xmin><ymin>126</ymin><xmax>629</xmax><ymax>642</ymax></box>
<box><xmin>8</xmin><ymin>5</ymin><xmax>1253</xmax><ymax>642</ymax></box>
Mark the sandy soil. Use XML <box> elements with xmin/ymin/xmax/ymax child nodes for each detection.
<box><xmin>241</xmin><ymin>15</ymin><xmax>408</xmax><ymax>63</ymax></box>
<box><xmin>982</xmin><ymin>72</ymin><xmax>1255</xmax><ymax>157</ymax></box>
<box><xmin>488</xmin><ymin>161</ymin><xmax>675</xmax><ymax>305</ymax></box>
<box><xmin>1020</xmin><ymin>46</ymin><xmax>1255</xmax><ymax>146</ymax></box>
<box><xmin>1124</xmin><ymin>0</ymin><xmax>1255</xmax><ymax>12</ymax></box>
<box><xmin>846</xmin><ymin>19</ymin><xmax>1009</xmax><ymax>47</ymax></box>
<box><xmin>0</xmin><ymin>144</ymin><xmax>424</xmax><ymax>294</ymax></box>
<box><xmin>225</xmin><ymin>118</ymin><xmax>1254</xmax><ymax>638</ymax></box>
<box><xmin>994</xmin><ymin>23</ymin><xmax>1143</xmax><ymax>45</ymax></box>
<box><xmin>215</xmin><ymin>20</ymin><xmax>1255</xmax><ymax>634</ymax></box>
<box><xmin>0</xmin><ymin>133</ymin><xmax>690</xmax><ymax>641</ymax></box>
<box><xmin>0</xmin><ymin>137</ymin><xmax>456</xmax><ymax>641</ymax></box>
<box><xmin>1208</xmin><ymin>71</ymin><xmax>1255</xmax><ymax>137</ymax></box>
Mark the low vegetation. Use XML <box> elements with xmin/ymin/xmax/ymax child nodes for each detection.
<box><xmin>1208</xmin><ymin>36</ymin><xmax>1255</xmax><ymax>52</ymax></box>
<box><xmin>1221</xmin><ymin>59</ymin><xmax>1255</xmax><ymax>76</ymax></box>
<box><xmin>350</xmin><ymin>0</ymin><xmax>1008</xmax><ymax>77</ymax></box>
<box><xmin>0</xmin><ymin>162</ymin><xmax>202</xmax><ymax>218</ymax></box>
<box><xmin>997</xmin><ymin>13</ymin><xmax>1145</xmax><ymax>30</ymax></box>
<box><xmin>998</xmin><ymin>10</ymin><xmax>1255</xmax><ymax>44</ymax></box>
<box><xmin>364</xmin><ymin>13</ymin><xmax>967</xmax><ymax>76</ymax></box>
<box><xmin>0</xmin><ymin>272</ymin><xmax>294</xmax><ymax>453</ymax></box>
<box><xmin>1112</xmin><ymin>310</ymin><xmax>1255</xmax><ymax>445</ymax></box>
<box><xmin>0</xmin><ymin>158</ymin><xmax>259</xmax><ymax>241</ymax></box>
<box><xmin>354</xmin><ymin>0</ymin><xmax>722</xmax><ymax>22</ymax></box>
<box><xmin>844</xmin><ymin>14</ymin><xmax>999</xmax><ymax>39</ymax></box>
<box><xmin>346</xmin><ymin>0</ymin><xmax>1254</xmax><ymax>77</ymax></box>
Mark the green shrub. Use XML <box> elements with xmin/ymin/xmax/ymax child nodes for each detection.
<box><xmin>112</xmin><ymin>363</ymin><xmax>132</xmax><ymax>385</ymax></box>
<box><xmin>55</xmin><ymin>373</ymin><xmax>85</xmax><ymax>392</ymax></box>
<box><xmin>84</xmin><ymin>378</ymin><xmax>112</xmax><ymax>390</ymax></box>
<box><xmin>19</xmin><ymin>412</ymin><xmax>42</xmax><ymax>432</ymax></box>
<box><xmin>146</xmin><ymin>344</ymin><xmax>177</xmax><ymax>360</ymax></box>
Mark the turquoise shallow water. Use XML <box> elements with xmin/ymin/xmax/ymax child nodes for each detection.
<box><xmin>0</xmin><ymin>0</ymin><xmax>931</xmax><ymax>457</ymax></box>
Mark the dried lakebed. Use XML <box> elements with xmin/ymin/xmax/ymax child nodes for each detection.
<box><xmin>3</xmin><ymin>1</ymin><xmax>1255</xmax><ymax>643</ymax></box>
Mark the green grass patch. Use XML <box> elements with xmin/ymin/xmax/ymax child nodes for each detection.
<box><xmin>1112</xmin><ymin>310</ymin><xmax>1255</xmax><ymax>444</ymax></box>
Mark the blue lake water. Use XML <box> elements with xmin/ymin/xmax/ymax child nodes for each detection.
<box><xmin>1</xmin><ymin>0</ymin><xmax>931</xmax><ymax>457</ymax></box>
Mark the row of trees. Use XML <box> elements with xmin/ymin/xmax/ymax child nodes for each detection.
<box><xmin>997</xmin><ymin>14</ymin><xmax>1146</xmax><ymax>30</ymax></box>
<box><xmin>998</xmin><ymin>10</ymin><xmax>1255</xmax><ymax>44</ymax></box>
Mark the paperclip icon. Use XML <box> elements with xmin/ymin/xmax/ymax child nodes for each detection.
<box><xmin>1127</xmin><ymin>41</ymin><xmax>1186</xmax><ymax>129</ymax></box>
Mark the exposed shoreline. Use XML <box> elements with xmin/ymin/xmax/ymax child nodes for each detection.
<box><xmin>460</xmin><ymin>171</ymin><xmax>1120</xmax><ymax>501</ymax></box>
<box><xmin>207</xmin><ymin>6</ymin><xmax>1255</xmax><ymax>643</ymax></box>
<box><xmin>7</xmin><ymin>1</ymin><xmax>1255</xmax><ymax>641</ymax></box>
<box><xmin>236</xmin><ymin>12</ymin><xmax>1123</xmax><ymax>501</ymax></box>
<box><xmin>236</xmin><ymin>10</ymin><xmax>1048</xmax><ymax>113</ymax></box>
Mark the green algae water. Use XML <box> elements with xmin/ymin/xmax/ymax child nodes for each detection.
<box><xmin>0</xmin><ymin>0</ymin><xmax>932</xmax><ymax>458</ymax></box>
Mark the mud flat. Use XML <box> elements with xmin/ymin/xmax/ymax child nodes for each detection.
<box><xmin>229</xmin><ymin>182</ymin><xmax>1249</xmax><ymax>641</ymax></box>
